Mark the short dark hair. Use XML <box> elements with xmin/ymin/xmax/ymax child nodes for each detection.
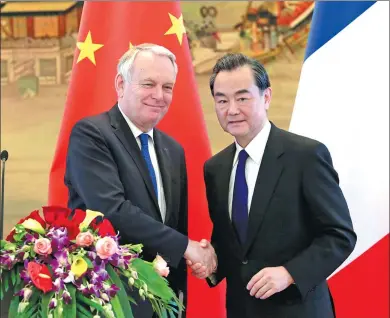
<box><xmin>209</xmin><ymin>53</ymin><xmax>271</xmax><ymax>95</ymax></box>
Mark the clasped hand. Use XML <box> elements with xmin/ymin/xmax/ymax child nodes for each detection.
<box><xmin>184</xmin><ymin>239</ymin><xmax>217</xmax><ymax>279</ymax></box>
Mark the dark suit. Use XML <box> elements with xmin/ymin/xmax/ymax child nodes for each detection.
<box><xmin>65</xmin><ymin>104</ymin><xmax>188</xmax><ymax>317</ymax></box>
<box><xmin>205</xmin><ymin>123</ymin><xmax>356</xmax><ymax>318</ymax></box>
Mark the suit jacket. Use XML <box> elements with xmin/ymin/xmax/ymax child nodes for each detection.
<box><xmin>65</xmin><ymin>104</ymin><xmax>188</xmax><ymax>317</ymax></box>
<box><xmin>204</xmin><ymin>123</ymin><xmax>356</xmax><ymax>318</ymax></box>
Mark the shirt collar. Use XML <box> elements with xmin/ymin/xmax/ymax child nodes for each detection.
<box><xmin>118</xmin><ymin>104</ymin><xmax>154</xmax><ymax>140</ymax></box>
<box><xmin>233</xmin><ymin>119</ymin><xmax>271</xmax><ymax>165</ymax></box>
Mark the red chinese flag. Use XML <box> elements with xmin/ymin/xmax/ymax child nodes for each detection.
<box><xmin>48</xmin><ymin>2</ymin><xmax>226</xmax><ymax>317</ymax></box>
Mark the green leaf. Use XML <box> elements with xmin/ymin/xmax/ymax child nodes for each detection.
<box><xmin>4</xmin><ymin>242</ymin><xmax>17</xmax><ymax>251</ymax></box>
<box><xmin>131</xmin><ymin>258</ymin><xmax>175</xmax><ymax>301</ymax></box>
<box><xmin>20</xmin><ymin>289</ymin><xmax>41</xmax><ymax>318</ymax></box>
<box><xmin>8</xmin><ymin>295</ymin><xmax>21</xmax><ymax>318</ymax></box>
<box><xmin>127</xmin><ymin>295</ymin><xmax>137</xmax><ymax>305</ymax></box>
<box><xmin>109</xmin><ymin>290</ymin><xmax>126</xmax><ymax>318</ymax></box>
<box><xmin>15</xmin><ymin>224</ymin><xmax>25</xmax><ymax>232</ymax></box>
<box><xmin>76</xmin><ymin>303</ymin><xmax>94</xmax><ymax>317</ymax></box>
<box><xmin>40</xmin><ymin>291</ymin><xmax>54</xmax><ymax>318</ymax></box>
<box><xmin>13</xmin><ymin>232</ymin><xmax>26</xmax><ymax>242</ymax></box>
<box><xmin>0</xmin><ymin>282</ymin><xmax>3</xmax><ymax>300</ymax></box>
<box><xmin>83</xmin><ymin>256</ymin><xmax>94</xmax><ymax>269</ymax></box>
<box><xmin>30</xmin><ymin>249</ymin><xmax>36</xmax><ymax>258</ymax></box>
<box><xmin>8</xmin><ymin>281</ymin><xmax>23</xmax><ymax>318</ymax></box>
<box><xmin>23</xmin><ymin>303</ymin><xmax>39</xmax><ymax>318</ymax></box>
<box><xmin>15</xmin><ymin>266</ymin><xmax>22</xmax><ymax>286</ymax></box>
<box><xmin>76</xmin><ymin>293</ymin><xmax>105</xmax><ymax>313</ymax></box>
<box><xmin>106</xmin><ymin>264</ymin><xmax>134</xmax><ymax>318</ymax></box>
<box><xmin>11</xmin><ymin>268</ymin><xmax>16</xmax><ymax>285</ymax></box>
<box><xmin>0</xmin><ymin>239</ymin><xmax>7</xmax><ymax>248</ymax></box>
<box><xmin>4</xmin><ymin>271</ymin><xmax>9</xmax><ymax>292</ymax></box>
<box><xmin>62</xmin><ymin>285</ymin><xmax>77</xmax><ymax>318</ymax></box>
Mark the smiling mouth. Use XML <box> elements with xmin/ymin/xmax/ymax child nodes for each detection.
<box><xmin>144</xmin><ymin>103</ymin><xmax>164</xmax><ymax>108</ymax></box>
<box><xmin>229</xmin><ymin>120</ymin><xmax>245</xmax><ymax>124</ymax></box>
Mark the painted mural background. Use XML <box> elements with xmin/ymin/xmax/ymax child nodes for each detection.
<box><xmin>0</xmin><ymin>1</ymin><xmax>312</xmax><ymax>238</ymax></box>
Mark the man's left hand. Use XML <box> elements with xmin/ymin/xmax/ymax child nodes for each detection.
<box><xmin>246</xmin><ymin>266</ymin><xmax>294</xmax><ymax>299</ymax></box>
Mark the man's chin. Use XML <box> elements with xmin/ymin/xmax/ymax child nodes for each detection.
<box><xmin>228</xmin><ymin>128</ymin><xmax>249</xmax><ymax>138</ymax></box>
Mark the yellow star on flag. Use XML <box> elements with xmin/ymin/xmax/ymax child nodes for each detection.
<box><xmin>129</xmin><ymin>42</ymin><xmax>134</xmax><ymax>49</ymax></box>
<box><xmin>164</xmin><ymin>13</ymin><xmax>186</xmax><ymax>45</ymax></box>
<box><xmin>76</xmin><ymin>31</ymin><xmax>104</xmax><ymax>65</ymax></box>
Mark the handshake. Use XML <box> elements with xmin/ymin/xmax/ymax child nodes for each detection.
<box><xmin>184</xmin><ymin>239</ymin><xmax>217</xmax><ymax>279</ymax></box>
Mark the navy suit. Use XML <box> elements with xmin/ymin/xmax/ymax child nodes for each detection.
<box><xmin>65</xmin><ymin>104</ymin><xmax>188</xmax><ymax>317</ymax></box>
<box><xmin>205</xmin><ymin>123</ymin><xmax>356</xmax><ymax>318</ymax></box>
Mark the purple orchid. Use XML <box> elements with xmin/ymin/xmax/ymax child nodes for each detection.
<box><xmin>20</xmin><ymin>269</ymin><xmax>31</xmax><ymax>284</ymax></box>
<box><xmin>77</xmin><ymin>283</ymin><xmax>91</xmax><ymax>296</ymax></box>
<box><xmin>87</xmin><ymin>251</ymin><xmax>97</xmax><ymax>260</ymax></box>
<box><xmin>53</xmin><ymin>277</ymin><xmax>65</xmax><ymax>293</ymax></box>
<box><xmin>49</xmin><ymin>298</ymin><xmax>57</xmax><ymax>310</ymax></box>
<box><xmin>24</xmin><ymin>233</ymin><xmax>37</xmax><ymax>244</ymax></box>
<box><xmin>103</xmin><ymin>283</ymin><xmax>120</xmax><ymax>298</ymax></box>
<box><xmin>47</xmin><ymin>227</ymin><xmax>69</xmax><ymax>251</ymax></box>
<box><xmin>62</xmin><ymin>290</ymin><xmax>72</xmax><ymax>305</ymax></box>
<box><xmin>0</xmin><ymin>254</ymin><xmax>15</xmax><ymax>270</ymax></box>
<box><xmin>54</xmin><ymin>250</ymin><xmax>69</xmax><ymax>267</ymax></box>
<box><xmin>86</xmin><ymin>283</ymin><xmax>100</xmax><ymax>297</ymax></box>
<box><xmin>90</xmin><ymin>262</ymin><xmax>109</xmax><ymax>284</ymax></box>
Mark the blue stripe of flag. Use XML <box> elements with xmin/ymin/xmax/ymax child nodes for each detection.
<box><xmin>305</xmin><ymin>1</ymin><xmax>375</xmax><ymax>60</ymax></box>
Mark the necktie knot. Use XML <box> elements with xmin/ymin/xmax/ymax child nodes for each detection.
<box><xmin>139</xmin><ymin>133</ymin><xmax>149</xmax><ymax>147</ymax></box>
<box><xmin>238</xmin><ymin>149</ymin><xmax>249</xmax><ymax>163</ymax></box>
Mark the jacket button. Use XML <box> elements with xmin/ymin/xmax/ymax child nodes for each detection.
<box><xmin>242</xmin><ymin>259</ymin><xmax>248</xmax><ymax>265</ymax></box>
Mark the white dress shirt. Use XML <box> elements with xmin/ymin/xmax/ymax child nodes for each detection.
<box><xmin>228</xmin><ymin>120</ymin><xmax>271</xmax><ymax>219</ymax></box>
<box><xmin>118</xmin><ymin>106</ymin><xmax>167</xmax><ymax>222</ymax></box>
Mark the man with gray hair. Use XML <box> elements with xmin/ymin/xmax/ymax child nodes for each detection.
<box><xmin>64</xmin><ymin>43</ymin><xmax>216</xmax><ymax>317</ymax></box>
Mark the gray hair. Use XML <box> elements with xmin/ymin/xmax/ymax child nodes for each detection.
<box><xmin>117</xmin><ymin>43</ymin><xmax>178</xmax><ymax>82</ymax></box>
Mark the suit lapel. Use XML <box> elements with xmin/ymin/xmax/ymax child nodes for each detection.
<box><xmin>217</xmin><ymin>144</ymin><xmax>245</xmax><ymax>256</ymax></box>
<box><xmin>153</xmin><ymin>130</ymin><xmax>172</xmax><ymax>224</ymax></box>
<box><xmin>108</xmin><ymin>105</ymin><xmax>160</xmax><ymax>216</ymax></box>
<box><xmin>243</xmin><ymin>124</ymin><xmax>285</xmax><ymax>255</ymax></box>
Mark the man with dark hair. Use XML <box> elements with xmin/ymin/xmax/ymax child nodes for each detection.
<box><xmin>188</xmin><ymin>53</ymin><xmax>356</xmax><ymax>318</ymax></box>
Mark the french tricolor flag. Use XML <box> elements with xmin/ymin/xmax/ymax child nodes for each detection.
<box><xmin>290</xmin><ymin>2</ymin><xmax>389</xmax><ymax>317</ymax></box>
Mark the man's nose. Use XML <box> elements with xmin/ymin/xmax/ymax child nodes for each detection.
<box><xmin>227</xmin><ymin>101</ymin><xmax>240</xmax><ymax>115</ymax></box>
<box><xmin>152</xmin><ymin>86</ymin><xmax>164</xmax><ymax>100</ymax></box>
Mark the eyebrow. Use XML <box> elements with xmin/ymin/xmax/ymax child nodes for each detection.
<box><xmin>214</xmin><ymin>89</ymin><xmax>251</xmax><ymax>97</ymax></box>
<box><xmin>142</xmin><ymin>78</ymin><xmax>174</xmax><ymax>86</ymax></box>
<box><xmin>235</xmin><ymin>89</ymin><xmax>251</xmax><ymax>95</ymax></box>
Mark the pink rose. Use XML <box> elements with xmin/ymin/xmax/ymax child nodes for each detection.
<box><xmin>95</xmin><ymin>237</ymin><xmax>118</xmax><ymax>259</ymax></box>
<box><xmin>34</xmin><ymin>238</ymin><xmax>52</xmax><ymax>256</ymax></box>
<box><xmin>153</xmin><ymin>255</ymin><xmax>170</xmax><ymax>277</ymax></box>
<box><xmin>76</xmin><ymin>231</ymin><xmax>94</xmax><ymax>247</ymax></box>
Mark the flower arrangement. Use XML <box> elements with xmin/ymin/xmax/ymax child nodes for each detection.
<box><xmin>0</xmin><ymin>206</ymin><xmax>183</xmax><ymax>318</ymax></box>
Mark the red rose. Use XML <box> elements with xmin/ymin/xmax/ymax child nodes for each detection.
<box><xmin>91</xmin><ymin>219</ymin><xmax>116</xmax><ymax>237</ymax></box>
<box><xmin>51</xmin><ymin>217</ymin><xmax>80</xmax><ymax>240</ymax></box>
<box><xmin>27</xmin><ymin>262</ymin><xmax>53</xmax><ymax>293</ymax></box>
<box><xmin>42</xmin><ymin>206</ymin><xmax>72</xmax><ymax>225</ymax></box>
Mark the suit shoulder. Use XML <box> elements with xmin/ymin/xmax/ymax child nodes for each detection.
<box><xmin>205</xmin><ymin>144</ymin><xmax>234</xmax><ymax>170</ymax></box>
<box><xmin>277</xmin><ymin>128</ymin><xmax>329</xmax><ymax>155</ymax></box>
<box><xmin>155</xmin><ymin>130</ymin><xmax>184</xmax><ymax>152</ymax></box>
<box><xmin>71</xmin><ymin>111</ymin><xmax>110</xmax><ymax>136</ymax></box>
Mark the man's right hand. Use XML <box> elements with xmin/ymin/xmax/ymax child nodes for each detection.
<box><xmin>185</xmin><ymin>239</ymin><xmax>217</xmax><ymax>279</ymax></box>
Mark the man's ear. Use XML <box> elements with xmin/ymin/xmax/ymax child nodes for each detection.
<box><xmin>263</xmin><ymin>87</ymin><xmax>272</xmax><ymax>111</ymax></box>
<box><xmin>115</xmin><ymin>74</ymin><xmax>125</xmax><ymax>98</ymax></box>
